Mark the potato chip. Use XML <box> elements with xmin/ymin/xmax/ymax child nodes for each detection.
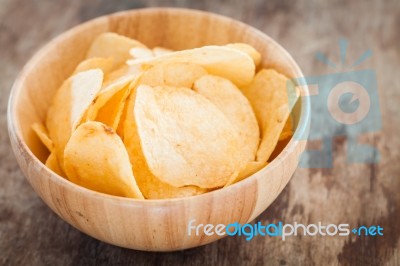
<box><xmin>140</xmin><ymin>62</ymin><xmax>207</xmax><ymax>88</ymax></box>
<box><xmin>95</xmin><ymin>87</ymin><xmax>128</xmax><ymax>130</ymax></box>
<box><xmin>268</xmin><ymin>137</ymin><xmax>291</xmax><ymax>162</ymax></box>
<box><xmin>128</xmin><ymin>148</ymin><xmax>206</xmax><ymax>199</ymax></box>
<box><xmin>130</xmin><ymin>47</ymin><xmax>154</xmax><ymax>59</ymax></box>
<box><xmin>140</xmin><ymin>171</ymin><xmax>207</xmax><ymax>199</ymax></box>
<box><xmin>127</xmin><ymin>85</ymin><xmax>245</xmax><ymax>188</ymax></box>
<box><xmin>225</xmin><ymin>161</ymin><xmax>267</xmax><ymax>186</ymax></box>
<box><xmin>45</xmin><ymin>152</ymin><xmax>66</xmax><ymax>178</ymax></box>
<box><xmin>143</xmin><ymin>183</ymin><xmax>206</xmax><ymax>199</ymax></box>
<box><xmin>193</xmin><ymin>75</ymin><xmax>259</xmax><ymax>161</ymax></box>
<box><xmin>46</xmin><ymin>69</ymin><xmax>103</xmax><ymax>171</ymax></box>
<box><xmin>127</xmin><ymin>46</ymin><xmax>255</xmax><ymax>87</ymax></box>
<box><xmin>64</xmin><ymin>121</ymin><xmax>144</xmax><ymax>199</ymax></box>
<box><xmin>95</xmin><ymin>77</ymin><xmax>140</xmax><ymax>130</ymax></box>
<box><xmin>101</xmin><ymin>65</ymin><xmax>142</xmax><ymax>89</ymax></box>
<box><xmin>126</xmin><ymin>138</ymin><xmax>206</xmax><ymax>199</ymax></box>
<box><xmin>241</xmin><ymin>69</ymin><xmax>299</xmax><ymax>163</ymax></box>
<box><xmin>116</xmin><ymin>98</ymin><xmax>129</xmax><ymax>140</ymax></box>
<box><xmin>86</xmin><ymin>32</ymin><xmax>146</xmax><ymax>66</ymax></box>
<box><xmin>73</xmin><ymin>57</ymin><xmax>114</xmax><ymax>75</ymax></box>
<box><xmin>123</xmin><ymin>90</ymin><xmax>207</xmax><ymax>198</ymax></box>
<box><xmin>226</xmin><ymin>43</ymin><xmax>261</xmax><ymax>67</ymax></box>
<box><xmin>32</xmin><ymin>123</ymin><xmax>54</xmax><ymax>152</ymax></box>
<box><xmin>84</xmin><ymin>73</ymin><xmax>140</xmax><ymax>122</ymax></box>
<box><xmin>127</xmin><ymin>47</ymin><xmax>173</xmax><ymax>65</ymax></box>
<box><xmin>279</xmin><ymin>116</ymin><xmax>293</xmax><ymax>141</ymax></box>
<box><xmin>152</xmin><ymin>46</ymin><xmax>172</xmax><ymax>56</ymax></box>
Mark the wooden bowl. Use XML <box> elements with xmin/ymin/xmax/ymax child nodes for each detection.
<box><xmin>7</xmin><ymin>8</ymin><xmax>310</xmax><ymax>251</ymax></box>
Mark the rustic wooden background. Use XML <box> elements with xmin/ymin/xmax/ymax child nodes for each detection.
<box><xmin>0</xmin><ymin>0</ymin><xmax>399</xmax><ymax>265</ymax></box>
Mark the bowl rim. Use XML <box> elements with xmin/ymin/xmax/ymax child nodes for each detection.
<box><xmin>7</xmin><ymin>7</ymin><xmax>310</xmax><ymax>205</ymax></box>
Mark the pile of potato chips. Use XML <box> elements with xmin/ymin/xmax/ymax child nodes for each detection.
<box><xmin>32</xmin><ymin>32</ymin><xmax>299</xmax><ymax>199</ymax></box>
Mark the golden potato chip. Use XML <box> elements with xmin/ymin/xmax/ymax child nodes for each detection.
<box><xmin>142</xmin><ymin>182</ymin><xmax>206</xmax><ymax>199</ymax></box>
<box><xmin>116</xmin><ymin>98</ymin><xmax>129</xmax><ymax>140</ymax></box>
<box><xmin>123</xmin><ymin>90</ymin><xmax>207</xmax><ymax>198</ymax></box>
<box><xmin>95</xmin><ymin>77</ymin><xmax>140</xmax><ymax>130</ymax></box>
<box><xmin>32</xmin><ymin>123</ymin><xmax>54</xmax><ymax>152</ymax></box>
<box><xmin>127</xmin><ymin>85</ymin><xmax>245</xmax><ymax>188</ymax></box>
<box><xmin>279</xmin><ymin>116</ymin><xmax>293</xmax><ymax>141</ymax></box>
<box><xmin>127</xmin><ymin>46</ymin><xmax>255</xmax><ymax>87</ymax></box>
<box><xmin>45</xmin><ymin>152</ymin><xmax>66</xmax><ymax>178</ymax></box>
<box><xmin>113</xmin><ymin>74</ymin><xmax>142</xmax><ymax>140</ymax></box>
<box><xmin>193</xmin><ymin>75</ymin><xmax>259</xmax><ymax>161</ymax></box>
<box><xmin>46</xmin><ymin>69</ymin><xmax>103</xmax><ymax>171</ymax></box>
<box><xmin>86</xmin><ymin>32</ymin><xmax>146</xmax><ymax>66</ymax></box>
<box><xmin>101</xmin><ymin>65</ymin><xmax>142</xmax><ymax>89</ymax></box>
<box><xmin>152</xmin><ymin>46</ymin><xmax>173</xmax><ymax>56</ymax></box>
<box><xmin>84</xmin><ymin>73</ymin><xmax>141</xmax><ymax>122</ymax></box>
<box><xmin>226</xmin><ymin>43</ymin><xmax>261</xmax><ymax>67</ymax></box>
<box><xmin>73</xmin><ymin>57</ymin><xmax>114</xmax><ymax>75</ymax></box>
<box><xmin>225</xmin><ymin>161</ymin><xmax>267</xmax><ymax>186</ymax></box>
<box><xmin>241</xmin><ymin>69</ymin><xmax>299</xmax><ymax>163</ymax></box>
<box><xmin>95</xmin><ymin>87</ymin><xmax>128</xmax><ymax>130</ymax></box>
<box><xmin>141</xmin><ymin>173</ymin><xmax>207</xmax><ymax>199</ymax></box>
<box><xmin>140</xmin><ymin>62</ymin><xmax>207</xmax><ymax>88</ymax></box>
<box><xmin>130</xmin><ymin>47</ymin><xmax>154</xmax><ymax>59</ymax></box>
<box><xmin>64</xmin><ymin>121</ymin><xmax>144</xmax><ymax>199</ymax></box>
<box><xmin>129</xmin><ymin>149</ymin><xmax>206</xmax><ymax>199</ymax></box>
<box><xmin>268</xmin><ymin>137</ymin><xmax>291</xmax><ymax>162</ymax></box>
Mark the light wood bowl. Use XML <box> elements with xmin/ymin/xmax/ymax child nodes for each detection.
<box><xmin>7</xmin><ymin>8</ymin><xmax>310</xmax><ymax>251</ymax></box>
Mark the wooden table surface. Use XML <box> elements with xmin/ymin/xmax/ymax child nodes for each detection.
<box><xmin>1</xmin><ymin>0</ymin><xmax>399</xmax><ymax>265</ymax></box>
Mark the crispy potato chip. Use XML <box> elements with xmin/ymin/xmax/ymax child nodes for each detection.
<box><xmin>46</xmin><ymin>69</ymin><xmax>103</xmax><ymax>171</ymax></box>
<box><xmin>123</xmin><ymin>90</ymin><xmax>207</xmax><ymax>198</ymax></box>
<box><xmin>101</xmin><ymin>65</ymin><xmax>142</xmax><ymax>89</ymax></box>
<box><xmin>144</xmin><ymin>184</ymin><xmax>206</xmax><ymax>199</ymax></box>
<box><xmin>193</xmin><ymin>75</ymin><xmax>259</xmax><ymax>161</ymax></box>
<box><xmin>130</xmin><ymin>47</ymin><xmax>154</xmax><ymax>59</ymax></box>
<box><xmin>268</xmin><ymin>137</ymin><xmax>291</xmax><ymax>162</ymax></box>
<box><xmin>86</xmin><ymin>32</ymin><xmax>146</xmax><ymax>66</ymax></box>
<box><xmin>95</xmin><ymin>78</ymin><xmax>138</xmax><ymax>130</ymax></box>
<box><xmin>113</xmin><ymin>74</ymin><xmax>142</xmax><ymax>140</ymax></box>
<box><xmin>241</xmin><ymin>69</ymin><xmax>299</xmax><ymax>163</ymax></box>
<box><xmin>45</xmin><ymin>152</ymin><xmax>66</xmax><ymax>178</ymax></box>
<box><xmin>127</xmin><ymin>46</ymin><xmax>255</xmax><ymax>87</ymax></box>
<box><xmin>126</xmin><ymin>147</ymin><xmax>207</xmax><ymax>199</ymax></box>
<box><xmin>139</xmin><ymin>168</ymin><xmax>207</xmax><ymax>199</ymax></box>
<box><xmin>128</xmin><ymin>85</ymin><xmax>245</xmax><ymax>188</ymax></box>
<box><xmin>84</xmin><ymin>73</ymin><xmax>141</xmax><ymax>122</ymax></box>
<box><xmin>116</xmin><ymin>98</ymin><xmax>129</xmax><ymax>140</ymax></box>
<box><xmin>226</xmin><ymin>43</ymin><xmax>261</xmax><ymax>67</ymax></box>
<box><xmin>140</xmin><ymin>62</ymin><xmax>207</xmax><ymax>88</ymax></box>
<box><xmin>64</xmin><ymin>121</ymin><xmax>144</xmax><ymax>199</ymax></box>
<box><xmin>73</xmin><ymin>57</ymin><xmax>114</xmax><ymax>75</ymax></box>
<box><xmin>95</xmin><ymin>88</ymin><xmax>128</xmax><ymax>130</ymax></box>
<box><xmin>32</xmin><ymin>123</ymin><xmax>54</xmax><ymax>152</ymax></box>
<box><xmin>279</xmin><ymin>116</ymin><xmax>293</xmax><ymax>141</ymax></box>
<box><xmin>152</xmin><ymin>46</ymin><xmax>173</xmax><ymax>56</ymax></box>
<box><xmin>225</xmin><ymin>161</ymin><xmax>267</xmax><ymax>186</ymax></box>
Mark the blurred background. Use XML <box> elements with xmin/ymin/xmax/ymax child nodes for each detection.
<box><xmin>0</xmin><ymin>0</ymin><xmax>399</xmax><ymax>265</ymax></box>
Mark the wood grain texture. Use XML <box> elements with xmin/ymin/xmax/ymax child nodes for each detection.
<box><xmin>1</xmin><ymin>0</ymin><xmax>399</xmax><ymax>265</ymax></box>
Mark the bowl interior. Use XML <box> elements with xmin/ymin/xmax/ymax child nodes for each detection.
<box><xmin>11</xmin><ymin>7</ymin><xmax>305</xmax><ymax>177</ymax></box>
